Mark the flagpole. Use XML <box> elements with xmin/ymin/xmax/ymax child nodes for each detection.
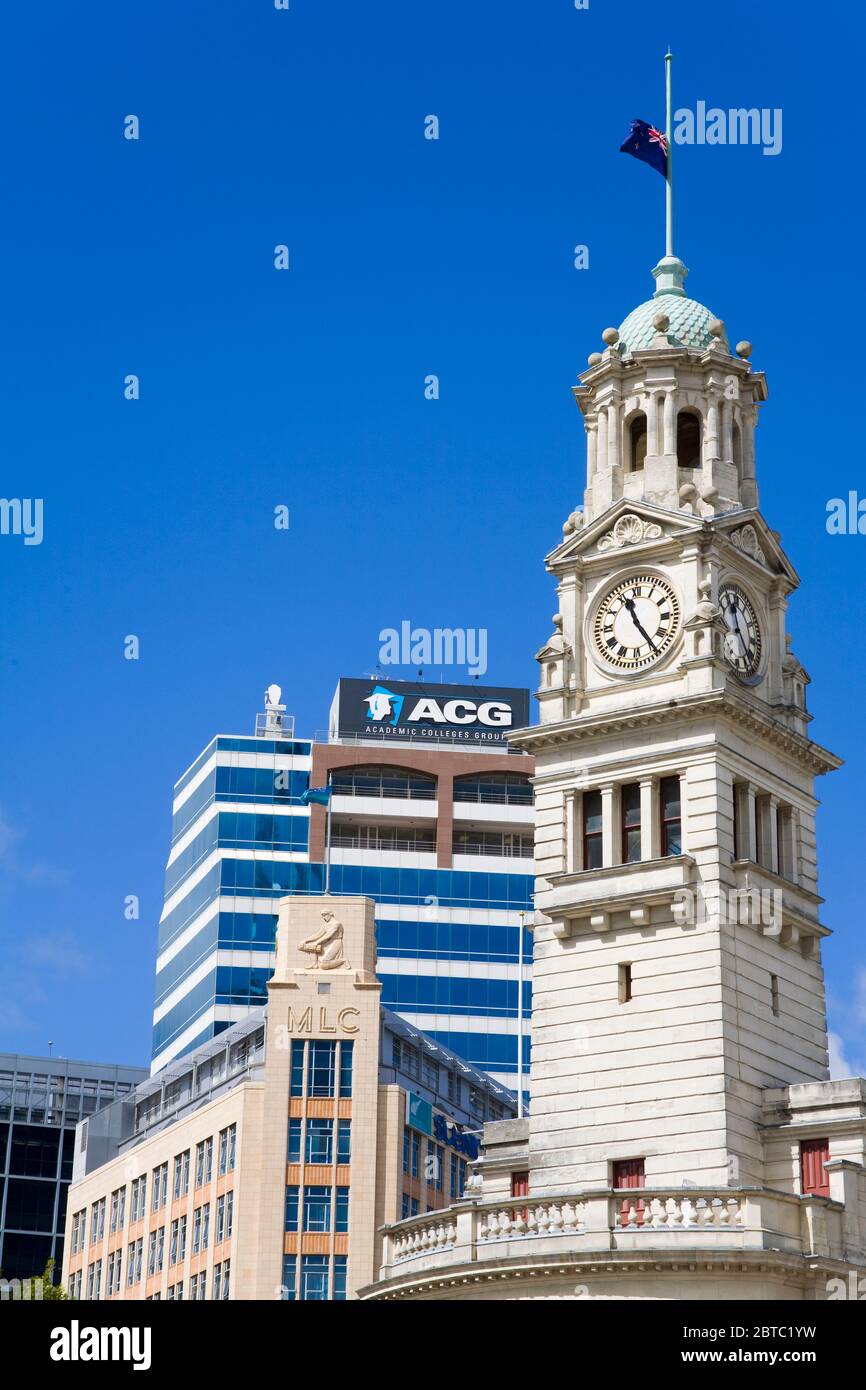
<box><xmin>665</xmin><ymin>48</ymin><xmax>673</xmax><ymax>257</ymax></box>
<box><xmin>324</xmin><ymin>780</ymin><xmax>333</xmax><ymax>896</ymax></box>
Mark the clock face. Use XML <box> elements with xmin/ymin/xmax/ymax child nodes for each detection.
<box><xmin>592</xmin><ymin>573</ymin><xmax>681</xmax><ymax>672</ymax></box>
<box><xmin>719</xmin><ymin>582</ymin><xmax>762</xmax><ymax>678</ymax></box>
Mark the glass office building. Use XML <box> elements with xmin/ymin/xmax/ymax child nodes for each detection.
<box><xmin>152</xmin><ymin>685</ymin><xmax>535</xmax><ymax>1089</ymax></box>
<box><xmin>0</xmin><ymin>1054</ymin><xmax>147</xmax><ymax>1282</ymax></box>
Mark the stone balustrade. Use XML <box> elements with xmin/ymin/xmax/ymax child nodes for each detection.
<box><xmin>378</xmin><ymin>1186</ymin><xmax>850</xmax><ymax>1282</ymax></box>
<box><xmin>615</xmin><ymin>1192</ymin><xmax>745</xmax><ymax>1229</ymax></box>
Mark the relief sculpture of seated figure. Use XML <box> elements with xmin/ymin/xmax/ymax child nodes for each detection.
<box><xmin>297</xmin><ymin>910</ymin><xmax>349</xmax><ymax>971</ymax></box>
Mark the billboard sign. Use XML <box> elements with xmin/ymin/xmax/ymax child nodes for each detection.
<box><xmin>330</xmin><ymin>678</ymin><xmax>530</xmax><ymax>747</ymax></box>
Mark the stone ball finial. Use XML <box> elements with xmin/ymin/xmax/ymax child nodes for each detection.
<box><xmin>552</xmin><ymin>613</ymin><xmax>563</xmax><ymax>630</ymax></box>
<box><xmin>652</xmin><ymin>312</ymin><xmax>670</xmax><ymax>333</ymax></box>
<box><xmin>587</xmin><ymin>351</ymin><xmax>602</xmax><ymax>367</ymax></box>
<box><xmin>601</xmin><ymin>327</ymin><xmax>619</xmax><ymax>346</ymax></box>
<box><xmin>736</xmin><ymin>340</ymin><xmax>752</xmax><ymax>359</ymax></box>
<box><xmin>708</xmin><ymin>318</ymin><xmax>725</xmax><ymax>338</ymax></box>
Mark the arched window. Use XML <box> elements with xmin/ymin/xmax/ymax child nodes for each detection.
<box><xmin>676</xmin><ymin>410</ymin><xmax>702</xmax><ymax>469</ymax></box>
<box><xmin>628</xmin><ymin>414</ymin><xmax>647</xmax><ymax>472</ymax></box>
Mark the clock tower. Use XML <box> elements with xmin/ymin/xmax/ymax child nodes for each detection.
<box><xmin>519</xmin><ymin>252</ymin><xmax>846</xmax><ymax>1196</ymax></box>
<box><xmin>364</xmin><ymin>253</ymin><xmax>866</xmax><ymax>1304</ymax></box>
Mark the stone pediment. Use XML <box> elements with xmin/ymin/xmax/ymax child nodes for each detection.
<box><xmin>547</xmin><ymin>499</ymin><xmax>701</xmax><ymax>572</ymax></box>
<box><xmin>713</xmin><ymin>510</ymin><xmax>799</xmax><ymax>586</ymax></box>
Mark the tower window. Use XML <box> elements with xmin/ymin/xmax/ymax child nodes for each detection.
<box><xmin>621</xmin><ymin>783</ymin><xmax>641</xmax><ymax>862</ymax></box>
<box><xmin>618</xmin><ymin>962</ymin><xmax>633</xmax><ymax>1004</ymax></box>
<box><xmin>660</xmin><ymin>777</ymin><xmax>682</xmax><ymax>856</ymax></box>
<box><xmin>732</xmin><ymin>421</ymin><xmax>743</xmax><ymax>476</ymax></box>
<box><xmin>583</xmin><ymin>791</ymin><xmax>603</xmax><ymax>870</ymax></box>
<box><xmin>770</xmin><ymin>973</ymin><xmax>780</xmax><ymax>1017</ymax></box>
<box><xmin>800</xmin><ymin>1139</ymin><xmax>830</xmax><ymax>1199</ymax></box>
<box><xmin>612</xmin><ymin>1158</ymin><xmax>645</xmax><ymax>1187</ymax></box>
<box><xmin>676</xmin><ymin>410</ymin><xmax>702</xmax><ymax>468</ymax></box>
<box><xmin>629</xmin><ymin>415</ymin><xmax>648</xmax><ymax>471</ymax></box>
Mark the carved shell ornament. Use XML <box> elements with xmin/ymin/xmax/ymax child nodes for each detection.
<box><xmin>731</xmin><ymin>524</ymin><xmax>764</xmax><ymax>563</ymax></box>
<box><xmin>598</xmin><ymin>513</ymin><xmax>663</xmax><ymax>550</ymax></box>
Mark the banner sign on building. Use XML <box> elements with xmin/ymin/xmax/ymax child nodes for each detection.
<box><xmin>330</xmin><ymin>679</ymin><xmax>530</xmax><ymax>748</ymax></box>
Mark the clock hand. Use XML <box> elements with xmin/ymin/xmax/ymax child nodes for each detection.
<box><xmin>727</xmin><ymin>601</ymin><xmax>748</xmax><ymax>651</ymax></box>
<box><xmin>623</xmin><ymin>596</ymin><xmax>657</xmax><ymax>650</ymax></box>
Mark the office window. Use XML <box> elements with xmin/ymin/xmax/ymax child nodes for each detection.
<box><xmin>290</xmin><ymin>1042</ymin><xmax>305</xmax><ymax>1097</ymax></box>
<box><xmin>333</xmin><ymin>1255</ymin><xmax>347</xmax><ymax>1301</ymax></box>
<box><xmin>299</xmin><ymin>1255</ymin><xmax>330</xmax><ymax>1301</ymax></box>
<box><xmin>285</xmin><ymin>1186</ymin><xmax>300</xmax><ymax>1233</ymax></box>
<box><xmin>305</xmin><ymin>1118</ymin><xmax>333</xmax><ymax>1165</ymax></box>
<box><xmin>335</xmin><ymin>1187</ymin><xmax>349</xmax><ymax>1234</ymax></box>
<box><xmin>411</xmin><ymin>1130</ymin><xmax>420</xmax><ymax>1179</ymax></box>
<box><xmin>339</xmin><ymin>1041</ymin><xmax>354</xmax><ymax>1098</ymax></box>
<box><xmin>281</xmin><ymin>1256</ymin><xmax>297</xmax><ymax>1302</ymax></box>
<box><xmin>800</xmin><ymin>1139</ymin><xmax>830</xmax><ymax>1199</ymax></box>
<box><xmin>583</xmin><ymin>790</ymin><xmax>603</xmax><ymax>869</ymax></box>
<box><xmin>402</xmin><ymin>1127</ymin><xmax>410</xmax><ymax>1175</ymax></box>
<box><xmin>287</xmin><ymin>1117</ymin><xmax>302</xmax><ymax>1164</ymax></box>
<box><xmin>202</xmin><ymin>1204</ymin><xmax>210</xmax><ymax>1250</ymax></box>
<box><xmin>170</xmin><ymin>1218</ymin><xmax>180</xmax><ymax>1265</ymax></box>
<box><xmin>303</xmin><ymin>1186</ymin><xmax>332</xmax><ymax>1233</ymax></box>
<box><xmin>337</xmin><ymin>1119</ymin><xmax>351</xmax><ymax>1164</ymax></box>
<box><xmin>216</xmin><ymin>1194</ymin><xmax>226</xmax><ymax>1243</ymax></box>
<box><xmin>401</xmin><ymin>1193</ymin><xmax>410</xmax><ymax>1219</ymax></box>
<box><xmin>410</xmin><ymin>1197</ymin><xmax>419</xmax><ymax>1216</ymax></box>
<box><xmin>660</xmin><ymin>777</ymin><xmax>682</xmax><ymax>856</ymax></box>
<box><xmin>429</xmin><ymin>1143</ymin><xmax>444</xmax><ymax>1191</ymax></box>
<box><xmin>173</xmin><ymin>1150</ymin><xmax>190</xmax><ymax>1199</ymax></box>
<box><xmin>308</xmin><ymin>1041</ymin><xmax>337</xmax><ymax>1098</ymax></box>
<box><xmin>447</xmin><ymin>1069</ymin><xmax>460</xmax><ymax>1105</ymax></box>
<box><xmin>218</xmin><ymin>1124</ymin><xmax>236</xmax><ymax>1176</ymax></box>
<box><xmin>147</xmin><ymin>1231</ymin><xmax>157</xmax><ymax>1277</ymax></box>
<box><xmin>451</xmin><ymin>1154</ymin><xmax>467</xmax><ymax>1200</ymax></box>
<box><xmin>621</xmin><ymin>783</ymin><xmax>641</xmax><ymax>863</ymax></box>
<box><xmin>152</xmin><ymin>1162</ymin><xmax>168</xmax><ymax>1211</ymax></box>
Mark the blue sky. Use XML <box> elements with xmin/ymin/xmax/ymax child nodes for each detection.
<box><xmin>1</xmin><ymin>0</ymin><xmax>864</xmax><ymax>1074</ymax></box>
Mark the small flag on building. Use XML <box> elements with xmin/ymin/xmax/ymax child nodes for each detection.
<box><xmin>301</xmin><ymin>786</ymin><xmax>332</xmax><ymax>807</ymax></box>
<box><xmin>619</xmin><ymin>118</ymin><xmax>669</xmax><ymax>178</ymax></box>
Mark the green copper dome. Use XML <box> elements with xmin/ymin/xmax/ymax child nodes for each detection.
<box><xmin>616</xmin><ymin>256</ymin><xmax>730</xmax><ymax>354</ymax></box>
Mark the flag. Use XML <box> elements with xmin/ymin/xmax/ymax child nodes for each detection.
<box><xmin>619</xmin><ymin>118</ymin><xmax>668</xmax><ymax>178</ymax></box>
<box><xmin>301</xmin><ymin>786</ymin><xmax>332</xmax><ymax>807</ymax></box>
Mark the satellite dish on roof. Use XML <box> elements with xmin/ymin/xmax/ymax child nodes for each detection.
<box><xmin>265</xmin><ymin>683</ymin><xmax>282</xmax><ymax>708</ymax></box>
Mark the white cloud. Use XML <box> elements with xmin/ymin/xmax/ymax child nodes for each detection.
<box><xmin>828</xmin><ymin>1031</ymin><xmax>866</xmax><ymax>1081</ymax></box>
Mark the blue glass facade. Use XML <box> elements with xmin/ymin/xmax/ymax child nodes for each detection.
<box><xmin>153</xmin><ymin>732</ymin><xmax>534</xmax><ymax>1087</ymax></box>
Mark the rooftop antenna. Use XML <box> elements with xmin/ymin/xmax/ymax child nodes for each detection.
<box><xmin>257</xmin><ymin>682</ymin><xmax>294</xmax><ymax>740</ymax></box>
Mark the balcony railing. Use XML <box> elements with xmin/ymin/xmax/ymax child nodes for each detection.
<box><xmin>331</xmin><ymin>835</ymin><xmax>436</xmax><ymax>853</ymax></box>
<box><xmin>377</xmin><ymin>1185</ymin><xmax>855</xmax><ymax>1283</ymax></box>
<box><xmin>452</xmin><ymin>841</ymin><xmax>534</xmax><ymax>859</ymax></box>
<box><xmin>331</xmin><ymin>784</ymin><xmax>437</xmax><ymax>801</ymax></box>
